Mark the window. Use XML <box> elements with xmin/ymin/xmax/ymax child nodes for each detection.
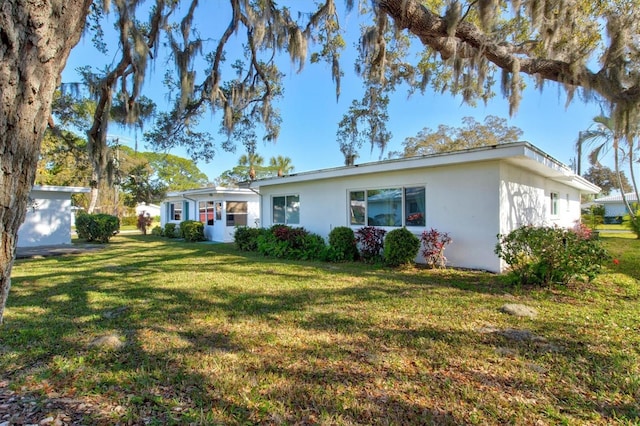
<box><xmin>350</xmin><ymin>191</ymin><xmax>365</xmax><ymax>225</ymax></box>
<box><xmin>169</xmin><ymin>202</ymin><xmax>182</xmax><ymax>221</ymax></box>
<box><xmin>566</xmin><ymin>193</ymin><xmax>570</xmax><ymax>212</ymax></box>
<box><xmin>226</xmin><ymin>201</ymin><xmax>248</xmax><ymax>226</ymax></box>
<box><xmin>215</xmin><ymin>202</ymin><xmax>222</xmax><ymax>220</ymax></box>
<box><xmin>273</xmin><ymin>195</ymin><xmax>300</xmax><ymax>224</ymax></box>
<box><xmin>198</xmin><ymin>201</ymin><xmax>215</xmax><ymax>225</ymax></box>
<box><xmin>550</xmin><ymin>192</ymin><xmax>559</xmax><ymax>216</ymax></box>
<box><xmin>349</xmin><ymin>186</ymin><xmax>426</xmax><ymax>227</ymax></box>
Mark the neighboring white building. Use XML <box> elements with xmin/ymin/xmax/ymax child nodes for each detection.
<box><xmin>593</xmin><ymin>192</ymin><xmax>638</xmax><ymax>223</ymax></box>
<box><xmin>252</xmin><ymin>142</ymin><xmax>600</xmax><ymax>272</ymax></box>
<box><xmin>18</xmin><ymin>185</ymin><xmax>91</xmax><ymax>247</ymax></box>
<box><xmin>135</xmin><ymin>202</ymin><xmax>161</xmax><ymax>218</ymax></box>
<box><xmin>160</xmin><ymin>187</ymin><xmax>260</xmax><ymax>242</ymax></box>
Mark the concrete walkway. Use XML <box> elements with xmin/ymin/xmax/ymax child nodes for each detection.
<box><xmin>15</xmin><ymin>243</ymin><xmax>106</xmax><ymax>259</ymax></box>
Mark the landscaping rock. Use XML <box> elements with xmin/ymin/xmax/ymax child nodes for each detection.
<box><xmin>499</xmin><ymin>303</ymin><xmax>538</xmax><ymax>318</ymax></box>
<box><xmin>88</xmin><ymin>334</ymin><xmax>125</xmax><ymax>350</ymax></box>
<box><xmin>102</xmin><ymin>306</ymin><xmax>129</xmax><ymax>319</ymax></box>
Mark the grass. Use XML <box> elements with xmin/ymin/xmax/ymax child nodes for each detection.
<box><xmin>2</xmin><ymin>235</ymin><xmax>639</xmax><ymax>425</ymax></box>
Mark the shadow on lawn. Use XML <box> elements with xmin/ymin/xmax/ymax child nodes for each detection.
<box><xmin>3</xmin><ymin>235</ymin><xmax>639</xmax><ymax>424</ymax></box>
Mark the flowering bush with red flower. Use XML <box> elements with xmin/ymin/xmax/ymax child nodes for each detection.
<box><xmin>421</xmin><ymin>228</ymin><xmax>452</xmax><ymax>269</ymax></box>
<box><xmin>355</xmin><ymin>226</ymin><xmax>387</xmax><ymax>263</ymax></box>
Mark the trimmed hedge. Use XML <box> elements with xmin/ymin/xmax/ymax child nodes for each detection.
<box><xmin>328</xmin><ymin>226</ymin><xmax>358</xmax><ymax>262</ymax></box>
<box><xmin>75</xmin><ymin>213</ymin><xmax>120</xmax><ymax>243</ymax></box>
<box><xmin>383</xmin><ymin>227</ymin><xmax>420</xmax><ymax>267</ymax></box>
<box><xmin>180</xmin><ymin>220</ymin><xmax>205</xmax><ymax>242</ymax></box>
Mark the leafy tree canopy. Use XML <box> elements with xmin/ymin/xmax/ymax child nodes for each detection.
<box><xmin>583</xmin><ymin>164</ymin><xmax>631</xmax><ymax>196</ymax></box>
<box><xmin>391</xmin><ymin>115</ymin><xmax>523</xmax><ymax>157</ymax></box>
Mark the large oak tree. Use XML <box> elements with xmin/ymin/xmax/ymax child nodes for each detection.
<box><xmin>2</xmin><ymin>0</ymin><xmax>639</xmax><ymax>324</ymax></box>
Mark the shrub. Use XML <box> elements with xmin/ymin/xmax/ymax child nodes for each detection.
<box><xmin>495</xmin><ymin>225</ymin><xmax>609</xmax><ymax>286</ymax></box>
<box><xmin>623</xmin><ymin>204</ymin><xmax>640</xmax><ymax>239</ymax></box>
<box><xmin>384</xmin><ymin>227</ymin><xmax>420</xmax><ymax>267</ymax></box>
<box><xmin>257</xmin><ymin>225</ymin><xmax>326</xmax><ymax>260</ymax></box>
<box><xmin>421</xmin><ymin>228</ymin><xmax>453</xmax><ymax>269</ymax></box>
<box><xmin>75</xmin><ymin>213</ymin><xmax>120</xmax><ymax>243</ymax></box>
<box><xmin>120</xmin><ymin>216</ymin><xmax>137</xmax><ymax>227</ymax></box>
<box><xmin>328</xmin><ymin>227</ymin><xmax>358</xmax><ymax>262</ymax></box>
<box><xmin>355</xmin><ymin>226</ymin><xmax>386</xmax><ymax>263</ymax></box>
<box><xmin>164</xmin><ymin>223</ymin><xmax>178</xmax><ymax>238</ymax></box>
<box><xmin>137</xmin><ymin>213</ymin><xmax>153</xmax><ymax>235</ymax></box>
<box><xmin>234</xmin><ymin>226</ymin><xmax>265</xmax><ymax>251</ymax></box>
<box><xmin>180</xmin><ymin>220</ymin><xmax>205</xmax><ymax>242</ymax></box>
<box><xmin>151</xmin><ymin>226</ymin><xmax>164</xmax><ymax>236</ymax></box>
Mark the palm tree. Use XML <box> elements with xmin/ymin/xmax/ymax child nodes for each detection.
<box><xmin>269</xmin><ymin>156</ymin><xmax>294</xmax><ymax>177</ymax></box>
<box><xmin>578</xmin><ymin>114</ymin><xmax>640</xmax><ymax>223</ymax></box>
<box><xmin>239</xmin><ymin>152</ymin><xmax>264</xmax><ymax>181</ymax></box>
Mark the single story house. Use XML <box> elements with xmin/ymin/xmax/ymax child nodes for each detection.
<box><xmin>252</xmin><ymin>142</ymin><xmax>600</xmax><ymax>272</ymax></box>
<box><xmin>593</xmin><ymin>192</ymin><xmax>639</xmax><ymax>223</ymax></box>
<box><xmin>135</xmin><ymin>202</ymin><xmax>161</xmax><ymax>218</ymax></box>
<box><xmin>18</xmin><ymin>185</ymin><xmax>91</xmax><ymax>247</ymax></box>
<box><xmin>160</xmin><ymin>187</ymin><xmax>260</xmax><ymax>242</ymax></box>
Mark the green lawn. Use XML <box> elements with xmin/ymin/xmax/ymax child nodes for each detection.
<box><xmin>2</xmin><ymin>235</ymin><xmax>639</xmax><ymax>424</ymax></box>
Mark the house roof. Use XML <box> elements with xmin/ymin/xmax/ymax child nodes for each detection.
<box><xmin>594</xmin><ymin>192</ymin><xmax>639</xmax><ymax>203</ymax></box>
<box><xmin>31</xmin><ymin>185</ymin><xmax>91</xmax><ymax>194</ymax></box>
<box><xmin>165</xmin><ymin>186</ymin><xmax>258</xmax><ymax>199</ymax></box>
<box><xmin>252</xmin><ymin>142</ymin><xmax>600</xmax><ymax>194</ymax></box>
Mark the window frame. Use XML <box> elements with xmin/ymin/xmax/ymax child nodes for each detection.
<box><xmin>226</xmin><ymin>201</ymin><xmax>248</xmax><ymax>226</ymax></box>
<box><xmin>169</xmin><ymin>202</ymin><xmax>182</xmax><ymax>221</ymax></box>
<box><xmin>198</xmin><ymin>200</ymin><xmax>215</xmax><ymax>226</ymax></box>
<box><xmin>272</xmin><ymin>194</ymin><xmax>300</xmax><ymax>225</ymax></box>
<box><xmin>348</xmin><ymin>185</ymin><xmax>426</xmax><ymax>228</ymax></box>
<box><xmin>550</xmin><ymin>192</ymin><xmax>559</xmax><ymax>216</ymax></box>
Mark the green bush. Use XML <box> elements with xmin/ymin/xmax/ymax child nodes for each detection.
<box><xmin>180</xmin><ymin>220</ymin><xmax>205</xmax><ymax>242</ymax></box>
<box><xmin>328</xmin><ymin>226</ymin><xmax>358</xmax><ymax>262</ymax></box>
<box><xmin>256</xmin><ymin>225</ymin><xmax>326</xmax><ymax>261</ymax></box>
<box><xmin>234</xmin><ymin>226</ymin><xmax>265</xmax><ymax>251</ymax></box>
<box><xmin>495</xmin><ymin>225</ymin><xmax>609</xmax><ymax>286</ymax></box>
<box><xmin>75</xmin><ymin>213</ymin><xmax>120</xmax><ymax>243</ymax></box>
<box><xmin>120</xmin><ymin>216</ymin><xmax>138</xmax><ymax>227</ymax></box>
<box><xmin>383</xmin><ymin>227</ymin><xmax>420</xmax><ymax>267</ymax></box>
<box><xmin>623</xmin><ymin>204</ymin><xmax>640</xmax><ymax>239</ymax></box>
<box><xmin>151</xmin><ymin>226</ymin><xmax>164</xmax><ymax>236</ymax></box>
<box><xmin>164</xmin><ymin>223</ymin><xmax>178</xmax><ymax>238</ymax></box>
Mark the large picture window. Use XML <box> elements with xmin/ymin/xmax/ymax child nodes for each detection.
<box><xmin>226</xmin><ymin>201</ymin><xmax>248</xmax><ymax>226</ymax></box>
<box><xmin>199</xmin><ymin>201</ymin><xmax>215</xmax><ymax>225</ymax></box>
<box><xmin>349</xmin><ymin>186</ymin><xmax>426</xmax><ymax>227</ymax></box>
<box><xmin>273</xmin><ymin>195</ymin><xmax>300</xmax><ymax>224</ymax></box>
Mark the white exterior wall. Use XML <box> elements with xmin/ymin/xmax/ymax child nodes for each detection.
<box><xmin>18</xmin><ymin>190</ymin><xmax>73</xmax><ymax>247</ymax></box>
<box><xmin>498</xmin><ymin>163</ymin><xmax>584</xmax><ymax>270</ymax></box>
<box><xmin>499</xmin><ymin>163</ymin><xmax>583</xmax><ymax>231</ymax></box>
<box><xmin>603</xmin><ymin>203</ymin><xmax>629</xmax><ymax>218</ymax></box>
<box><xmin>161</xmin><ymin>191</ymin><xmax>259</xmax><ymax>243</ymax></box>
<box><xmin>259</xmin><ymin>162</ymin><xmax>504</xmax><ymax>272</ymax></box>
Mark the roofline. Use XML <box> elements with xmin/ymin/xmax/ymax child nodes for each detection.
<box><xmin>252</xmin><ymin>142</ymin><xmax>600</xmax><ymax>194</ymax></box>
<box><xmin>165</xmin><ymin>186</ymin><xmax>256</xmax><ymax>198</ymax></box>
<box><xmin>31</xmin><ymin>185</ymin><xmax>91</xmax><ymax>194</ymax></box>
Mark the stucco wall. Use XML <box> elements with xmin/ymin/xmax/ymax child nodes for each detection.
<box><xmin>259</xmin><ymin>161</ymin><xmax>504</xmax><ymax>271</ymax></box>
<box><xmin>18</xmin><ymin>191</ymin><xmax>73</xmax><ymax>247</ymax></box>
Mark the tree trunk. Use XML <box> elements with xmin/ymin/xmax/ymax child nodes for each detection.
<box><xmin>0</xmin><ymin>0</ymin><xmax>91</xmax><ymax>324</ymax></box>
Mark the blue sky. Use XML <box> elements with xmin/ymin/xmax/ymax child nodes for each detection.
<box><xmin>60</xmin><ymin>2</ymin><xmax>607</xmax><ymax>182</ymax></box>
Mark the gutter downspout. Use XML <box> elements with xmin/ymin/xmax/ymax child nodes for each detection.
<box><xmin>247</xmin><ymin>182</ymin><xmax>263</xmax><ymax>228</ymax></box>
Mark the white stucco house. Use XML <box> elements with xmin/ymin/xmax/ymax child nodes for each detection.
<box><xmin>593</xmin><ymin>192</ymin><xmax>638</xmax><ymax>223</ymax></box>
<box><xmin>251</xmin><ymin>142</ymin><xmax>600</xmax><ymax>272</ymax></box>
<box><xmin>135</xmin><ymin>202</ymin><xmax>161</xmax><ymax>218</ymax></box>
<box><xmin>160</xmin><ymin>187</ymin><xmax>260</xmax><ymax>242</ymax></box>
<box><xmin>18</xmin><ymin>185</ymin><xmax>91</xmax><ymax>248</ymax></box>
